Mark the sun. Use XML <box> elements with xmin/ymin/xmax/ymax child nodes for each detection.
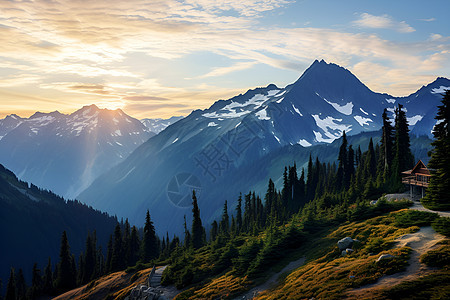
<box><xmin>95</xmin><ymin>101</ymin><xmax>126</xmax><ymax>111</ymax></box>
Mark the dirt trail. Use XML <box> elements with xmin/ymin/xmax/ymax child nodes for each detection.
<box><xmin>347</xmin><ymin>193</ymin><xmax>450</xmax><ymax>298</ymax></box>
<box><xmin>152</xmin><ymin>265</ymin><xmax>180</xmax><ymax>299</ymax></box>
<box><xmin>385</xmin><ymin>192</ymin><xmax>450</xmax><ymax>217</ymax></box>
<box><xmin>233</xmin><ymin>257</ymin><xmax>306</xmax><ymax>300</ymax></box>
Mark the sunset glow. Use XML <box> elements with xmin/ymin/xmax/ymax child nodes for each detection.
<box><xmin>0</xmin><ymin>0</ymin><xmax>449</xmax><ymax>119</ymax></box>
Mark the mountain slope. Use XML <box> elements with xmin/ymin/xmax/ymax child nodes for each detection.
<box><xmin>0</xmin><ymin>164</ymin><xmax>117</xmax><ymax>289</ymax></box>
<box><xmin>78</xmin><ymin>60</ymin><xmax>448</xmax><ymax>235</ymax></box>
<box><xmin>0</xmin><ymin>105</ymin><xmax>154</xmax><ymax>198</ymax></box>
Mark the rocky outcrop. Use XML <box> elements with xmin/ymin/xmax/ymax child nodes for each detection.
<box><xmin>338</xmin><ymin>237</ymin><xmax>354</xmax><ymax>250</ymax></box>
<box><xmin>376</xmin><ymin>254</ymin><xmax>395</xmax><ymax>262</ymax></box>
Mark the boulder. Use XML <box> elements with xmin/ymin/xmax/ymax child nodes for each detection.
<box><xmin>345</xmin><ymin>248</ymin><xmax>354</xmax><ymax>254</ymax></box>
<box><xmin>341</xmin><ymin>250</ymin><xmax>347</xmax><ymax>256</ymax></box>
<box><xmin>376</xmin><ymin>254</ymin><xmax>395</xmax><ymax>262</ymax></box>
<box><xmin>337</xmin><ymin>237</ymin><xmax>354</xmax><ymax>250</ymax></box>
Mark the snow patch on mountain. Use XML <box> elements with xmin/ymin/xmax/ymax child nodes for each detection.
<box><xmin>275</xmin><ymin>90</ymin><xmax>286</xmax><ymax>97</ymax></box>
<box><xmin>360</xmin><ymin>108</ymin><xmax>369</xmax><ymax>115</ymax></box>
<box><xmin>208</xmin><ymin>122</ymin><xmax>218</xmax><ymax>127</ymax></box>
<box><xmin>313</xmin><ymin>130</ymin><xmax>334</xmax><ymax>143</ymax></box>
<box><xmin>203</xmin><ymin>92</ymin><xmax>274</xmax><ymax>119</ymax></box>
<box><xmin>298</xmin><ymin>139</ymin><xmax>312</xmax><ymax>147</ymax></box>
<box><xmin>408</xmin><ymin>115</ymin><xmax>423</xmax><ymax>126</ymax></box>
<box><xmin>354</xmin><ymin>115</ymin><xmax>372</xmax><ymax>126</ymax></box>
<box><xmin>386</xmin><ymin>98</ymin><xmax>396</xmax><ymax>104</ymax></box>
<box><xmin>312</xmin><ymin>115</ymin><xmax>352</xmax><ymax>140</ymax></box>
<box><xmin>431</xmin><ymin>86</ymin><xmax>449</xmax><ymax>94</ymax></box>
<box><xmin>267</xmin><ymin>90</ymin><xmax>281</xmax><ymax>96</ymax></box>
<box><xmin>272</xmin><ymin>132</ymin><xmax>281</xmax><ymax>144</ymax></box>
<box><xmin>292</xmin><ymin>104</ymin><xmax>303</xmax><ymax>117</ymax></box>
<box><xmin>255</xmin><ymin>108</ymin><xmax>270</xmax><ymax>120</ymax></box>
<box><xmin>316</xmin><ymin>92</ymin><xmax>353</xmax><ymax>115</ymax></box>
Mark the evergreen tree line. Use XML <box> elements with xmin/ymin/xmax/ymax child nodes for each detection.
<box><xmin>2</xmin><ymin>210</ymin><xmax>164</xmax><ymax>299</ymax></box>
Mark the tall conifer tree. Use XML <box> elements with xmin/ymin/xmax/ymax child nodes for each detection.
<box><xmin>141</xmin><ymin>210</ymin><xmax>158</xmax><ymax>262</ymax></box>
<box><xmin>5</xmin><ymin>268</ymin><xmax>16</xmax><ymax>300</ymax></box>
<box><xmin>422</xmin><ymin>90</ymin><xmax>450</xmax><ymax>210</ymax></box>
<box><xmin>55</xmin><ymin>231</ymin><xmax>76</xmax><ymax>292</ymax></box>
<box><xmin>392</xmin><ymin>104</ymin><xmax>414</xmax><ymax>185</ymax></box>
<box><xmin>191</xmin><ymin>191</ymin><xmax>205</xmax><ymax>249</ymax></box>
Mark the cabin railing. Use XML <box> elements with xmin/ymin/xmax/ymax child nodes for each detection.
<box><xmin>402</xmin><ymin>175</ymin><xmax>430</xmax><ymax>187</ymax></box>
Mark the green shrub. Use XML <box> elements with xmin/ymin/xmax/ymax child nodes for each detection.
<box><xmin>365</xmin><ymin>237</ymin><xmax>390</xmax><ymax>254</ymax></box>
<box><xmin>432</xmin><ymin>217</ymin><xmax>450</xmax><ymax>237</ymax></box>
<box><xmin>420</xmin><ymin>244</ymin><xmax>450</xmax><ymax>267</ymax></box>
<box><xmin>393</xmin><ymin>210</ymin><xmax>438</xmax><ymax>228</ymax></box>
<box><xmin>382</xmin><ymin>268</ymin><xmax>450</xmax><ymax>300</ymax></box>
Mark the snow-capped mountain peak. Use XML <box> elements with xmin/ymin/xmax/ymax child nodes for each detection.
<box><xmin>0</xmin><ymin>105</ymin><xmax>155</xmax><ymax>198</ymax></box>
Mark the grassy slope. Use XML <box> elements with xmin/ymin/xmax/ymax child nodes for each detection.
<box><xmin>53</xmin><ymin>268</ymin><xmax>153</xmax><ymax>300</ymax></box>
<box><xmin>172</xmin><ymin>209</ymin><xmax>448</xmax><ymax>300</ymax></box>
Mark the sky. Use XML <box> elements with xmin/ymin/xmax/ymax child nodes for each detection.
<box><xmin>0</xmin><ymin>0</ymin><xmax>449</xmax><ymax>119</ymax></box>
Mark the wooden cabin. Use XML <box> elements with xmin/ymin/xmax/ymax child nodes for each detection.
<box><xmin>401</xmin><ymin>160</ymin><xmax>431</xmax><ymax>198</ymax></box>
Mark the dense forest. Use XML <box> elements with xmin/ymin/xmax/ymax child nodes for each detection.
<box><xmin>2</xmin><ymin>95</ymin><xmax>450</xmax><ymax>299</ymax></box>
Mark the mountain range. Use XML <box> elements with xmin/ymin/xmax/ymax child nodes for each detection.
<box><xmin>77</xmin><ymin>60</ymin><xmax>449</xmax><ymax>235</ymax></box>
<box><xmin>0</xmin><ymin>105</ymin><xmax>157</xmax><ymax>199</ymax></box>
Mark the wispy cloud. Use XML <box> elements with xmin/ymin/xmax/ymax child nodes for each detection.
<box><xmin>353</xmin><ymin>13</ymin><xmax>415</xmax><ymax>33</ymax></box>
<box><xmin>0</xmin><ymin>1</ymin><xmax>447</xmax><ymax>118</ymax></box>
<box><xmin>195</xmin><ymin>61</ymin><xmax>258</xmax><ymax>78</ymax></box>
<box><xmin>419</xmin><ymin>17</ymin><xmax>436</xmax><ymax>22</ymax></box>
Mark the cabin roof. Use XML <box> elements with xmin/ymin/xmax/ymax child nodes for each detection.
<box><xmin>401</xmin><ymin>160</ymin><xmax>431</xmax><ymax>176</ymax></box>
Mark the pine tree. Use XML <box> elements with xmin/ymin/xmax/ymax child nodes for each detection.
<box><xmin>220</xmin><ymin>200</ymin><xmax>229</xmax><ymax>235</ymax></box>
<box><xmin>5</xmin><ymin>268</ymin><xmax>16</xmax><ymax>300</ymax></box>
<box><xmin>422</xmin><ymin>90</ymin><xmax>450</xmax><ymax>210</ymax></box>
<box><xmin>183</xmin><ymin>215</ymin><xmax>191</xmax><ymax>248</ymax></box>
<box><xmin>42</xmin><ymin>258</ymin><xmax>53</xmax><ymax>295</ymax></box>
<box><xmin>336</xmin><ymin>131</ymin><xmax>348</xmax><ymax>190</ymax></box>
<box><xmin>191</xmin><ymin>191</ymin><xmax>205</xmax><ymax>249</ymax></box>
<box><xmin>347</xmin><ymin>145</ymin><xmax>355</xmax><ymax>184</ymax></box>
<box><xmin>363</xmin><ymin>138</ymin><xmax>377</xmax><ymax>180</ymax></box>
<box><xmin>306</xmin><ymin>154</ymin><xmax>315</xmax><ymax>200</ymax></box>
<box><xmin>392</xmin><ymin>104</ymin><xmax>414</xmax><ymax>186</ymax></box>
<box><xmin>129</xmin><ymin>226</ymin><xmax>141</xmax><ymax>266</ymax></box>
<box><xmin>110</xmin><ymin>224</ymin><xmax>125</xmax><ymax>271</ymax></box>
<box><xmin>236</xmin><ymin>193</ymin><xmax>243</xmax><ymax>232</ymax></box>
<box><xmin>55</xmin><ymin>231</ymin><xmax>76</xmax><ymax>292</ymax></box>
<box><xmin>81</xmin><ymin>233</ymin><xmax>96</xmax><ymax>284</ymax></box>
<box><xmin>30</xmin><ymin>263</ymin><xmax>43</xmax><ymax>298</ymax></box>
<box><xmin>15</xmin><ymin>269</ymin><xmax>26</xmax><ymax>300</ymax></box>
<box><xmin>141</xmin><ymin>210</ymin><xmax>159</xmax><ymax>262</ymax></box>
<box><xmin>210</xmin><ymin>220</ymin><xmax>218</xmax><ymax>241</ymax></box>
<box><xmin>105</xmin><ymin>235</ymin><xmax>113</xmax><ymax>273</ymax></box>
<box><xmin>378</xmin><ymin>108</ymin><xmax>394</xmax><ymax>184</ymax></box>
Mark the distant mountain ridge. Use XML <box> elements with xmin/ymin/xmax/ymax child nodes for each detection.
<box><xmin>0</xmin><ymin>104</ymin><xmax>155</xmax><ymax>199</ymax></box>
<box><xmin>141</xmin><ymin>116</ymin><xmax>184</xmax><ymax>134</ymax></box>
<box><xmin>78</xmin><ymin>60</ymin><xmax>447</xmax><ymax>235</ymax></box>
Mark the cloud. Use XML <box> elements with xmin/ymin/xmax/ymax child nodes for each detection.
<box><xmin>124</xmin><ymin>96</ymin><xmax>170</xmax><ymax>101</ymax></box>
<box><xmin>0</xmin><ymin>0</ymin><xmax>447</xmax><ymax>118</ymax></box>
<box><xmin>353</xmin><ymin>13</ymin><xmax>415</xmax><ymax>33</ymax></box>
<box><xmin>419</xmin><ymin>18</ymin><xmax>436</xmax><ymax>22</ymax></box>
<box><xmin>195</xmin><ymin>61</ymin><xmax>257</xmax><ymax>78</ymax></box>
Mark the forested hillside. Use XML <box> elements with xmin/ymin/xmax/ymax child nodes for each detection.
<box><xmin>0</xmin><ymin>164</ymin><xmax>118</xmax><ymax>295</ymax></box>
